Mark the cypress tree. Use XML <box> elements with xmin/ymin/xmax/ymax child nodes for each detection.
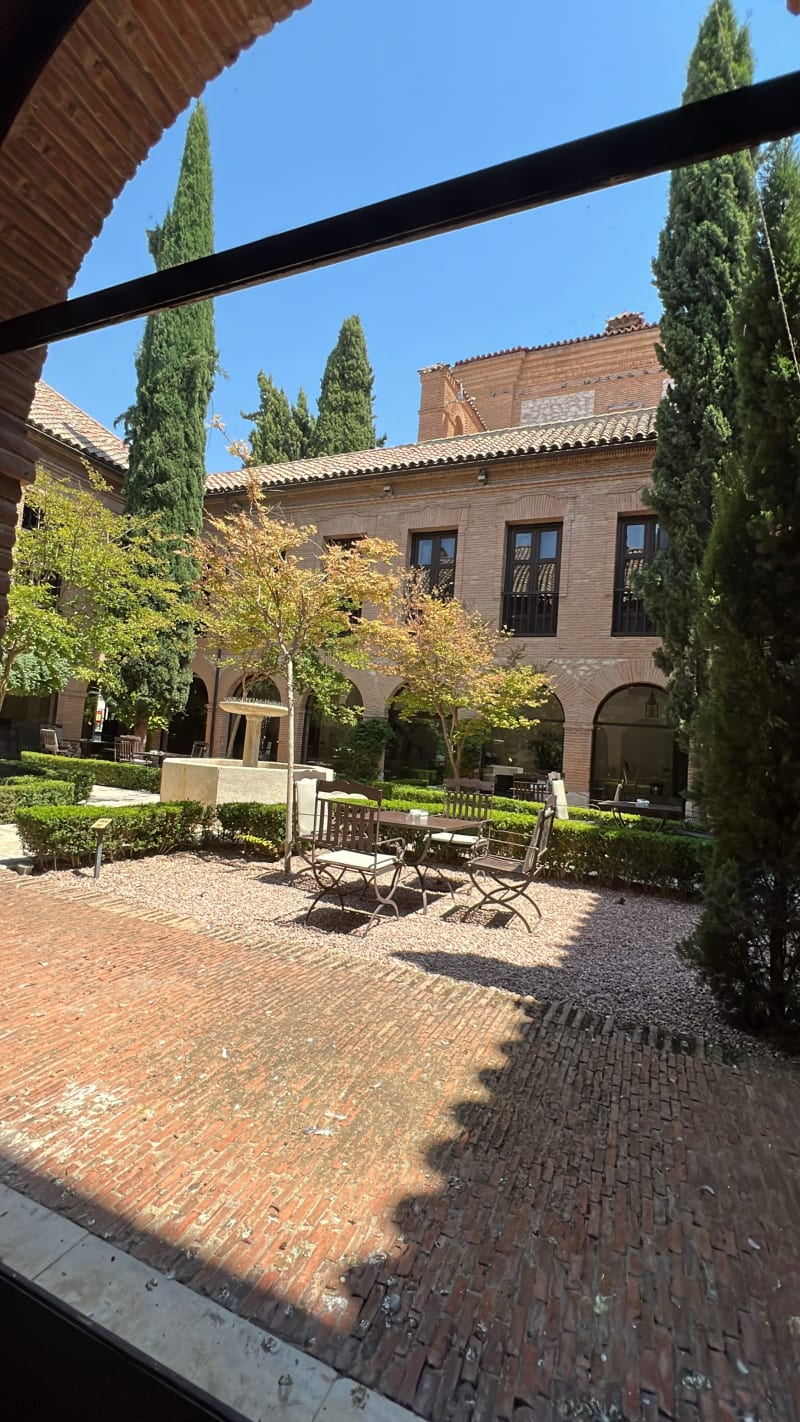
<box><xmin>682</xmin><ymin>142</ymin><xmax>800</xmax><ymax>1032</ymax></box>
<box><xmin>292</xmin><ymin>387</ymin><xmax>316</xmax><ymax>456</ymax></box>
<box><xmin>121</xmin><ymin>102</ymin><xmax>217</xmax><ymax>733</ymax></box>
<box><xmin>310</xmin><ymin>315</ymin><xmax>381</xmax><ymax>455</ymax></box>
<box><xmin>637</xmin><ymin>0</ymin><xmax>754</xmax><ymax>735</ymax></box>
<box><xmin>243</xmin><ymin>373</ymin><xmax>303</xmax><ymax>464</ymax></box>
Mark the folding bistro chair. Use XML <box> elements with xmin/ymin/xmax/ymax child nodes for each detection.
<box><xmin>427</xmin><ymin>778</ymin><xmax>493</xmax><ymax>895</ymax></box>
<box><xmin>305</xmin><ymin>789</ymin><xmax>406</xmax><ymax>931</ymax></box>
<box><xmin>466</xmin><ymin>796</ymin><xmax>556</xmax><ymax>932</ymax></box>
<box><xmin>114</xmin><ymin>735</ymin><xmax>147</xmax><ymax>763</ymax></box>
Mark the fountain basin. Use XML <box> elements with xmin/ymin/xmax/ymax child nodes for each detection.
<box><xmin>160</xmin><ymin>756</ymin><xmax>334</xmax><ymax>810</ymax></box>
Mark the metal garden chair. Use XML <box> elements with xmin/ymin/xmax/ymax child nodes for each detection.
<box><xmin>465</xmin><ymin>796</ymin><xmax>556</xmax><ymax>932</ymax></box>
<box><xmin>305</xmin><ymin>789</ymin><xmax>407</xmax><ymax>931</ymax></box>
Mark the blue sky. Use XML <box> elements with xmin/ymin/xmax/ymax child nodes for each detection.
<box><xmin>43</xmin><ymin>0</ymin><xmax>797</xmax><ymax>471</ymax></box>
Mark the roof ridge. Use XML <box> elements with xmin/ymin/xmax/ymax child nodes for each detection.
<box><xmin>205</xmin><ymin>408</ymin><xmax>658</xmax><ymax>496</ymax></box>
<box><xmin>451</xmin><ymin>321</ymin><xmax>660</xmax><ymax>367</ymax></box>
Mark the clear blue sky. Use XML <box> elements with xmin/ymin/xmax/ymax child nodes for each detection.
<box><xmin>43</xmin><ymin>0</ymin><xmax>797</xmax><ymax>472</ymax></box>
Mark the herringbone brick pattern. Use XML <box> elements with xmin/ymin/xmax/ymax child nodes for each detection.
<box><xmin>1</xmin><ymin>876</ymin><xmax>799</xmax><ymax>1421</ymax></box>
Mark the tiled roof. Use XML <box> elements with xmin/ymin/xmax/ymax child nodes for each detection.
<box><xmin>205</xmin><ymin>408</ymin><xmax>657</xmax><ymax>496</ymax></box>
<box><xmin>451</xmin><ymin>320</ymin><xmax>659</xmax><ymax>368</ymax></box>
<box><xmin>29</xmin><ymin>381</ymin><xmax>129</xmax><ymax>473</ymax></box>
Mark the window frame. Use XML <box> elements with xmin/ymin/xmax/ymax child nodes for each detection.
<box><xmin>410</xmin><ymin>529</ymin><xmax>458</xmax><ymax>599</ymax></box>
<box><xmin>612</xmin><ymin>514</ymin><xmax>665</xmax><ymax>637</ymax></box>
<box><xmin>501</xmin><ymin>523</ymin><xmax>562</xmax><ymax>637</ymax></box>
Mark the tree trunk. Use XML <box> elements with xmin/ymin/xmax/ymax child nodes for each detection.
<box><xmin>133</xmin><ymin>703</ymin><xmax>149</xmax><ymax>742</ymax></box>
<box><xmin>284</xmin><ymin>654</ymin><xmax>295</xmax><ymax>874</ymax></box>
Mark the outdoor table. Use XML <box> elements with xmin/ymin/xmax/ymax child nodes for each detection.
<box><xmin>377</xmin><ymin>809</ymin><xmax>482</xmax><ymax>912</ymax></box>
<box><xmin>594</xmin><ymin>799</ymin><xmax>685</xmax><ymax>833</ymax></box>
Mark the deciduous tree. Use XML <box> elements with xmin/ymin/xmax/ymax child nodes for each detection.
<box><xmin>196</xmin><ymin>480</ymin><xmax>398</xmax><ymax>871</ymax></box>
<box><xmin>0</xmin><ymin>470</ymin><xmax>184</xmax><ymax>718</ymax></box>
<box><xmin>357</xmin><ymin>581</ymin><xmax>551</xmax><ymax>780</ymax></box>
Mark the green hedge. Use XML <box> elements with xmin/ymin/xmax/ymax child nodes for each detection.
<box><xmin>15</xmin><ymin>800</ymin><xmax>208</xmax><ymax>870</ymax></box>
<box><xmin>0</xmin><ymin>776</ymin><xmax>75</xmax><ymax>820</ymax></box>
<box><xmin>21</xmin><ymin>751</ymin><xmax>161</xmax><ymax>796</ymax></box>
<box><xmin>0</xmin><ymin>759</ymin><xmax>38</xmax><ymax>780</ymax></box>
<box><xmin>381</xmin><ymin>782</ymin><xmax>673</xmax><ymax>830</ymax></box>
<box><xmin>381</xmin><ymin>794</ymin><xmax>710</xmax><ymax>897</ymax></box>
<box><xmin>215</xmin><ymin>802</ymin><xmax>285</xmax><ymax>858</ymax></box>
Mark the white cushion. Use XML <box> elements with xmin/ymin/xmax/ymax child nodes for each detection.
<box><xmin>316</xmin><ymin>849</ymin><xmax>397</xmax><ymax>873</ymax></box>
<box><xmin>430</xmin><ymin>831</ymin><xmax>481</xmax><ymax>847</ymax></box>
<box><xmin>318</xmin><ymin>791</ymin><xmax>369</xmax><ymax>802</ymax></box>
<box><xmin>294</xmin><ymin>778</ymin><xmax>319</xmax><ymax>836</ymax></box>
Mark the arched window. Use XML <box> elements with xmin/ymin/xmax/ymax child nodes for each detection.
<box><xmin>167</xmin><ymin>676</ymin><xmax>209</xmax><ymax>755</ymax></box>
<box><xmin>591</xmin><ymin>684</ymin><xmax>686</xmax><ymax>804</ymax></box>
<box><xmin>302</xmin><ymin>682</ymin><xmax>363</xmax><ymax>765</ymax></box>
<box><xmin>383</xmin><ymin>693</ymin><xmax>448</xmax><ymax>783</ymax></box>
<box><xmin>487</xmin><ymin>694</ymin><xmax>565</xmax><ymax>778</ymax></box>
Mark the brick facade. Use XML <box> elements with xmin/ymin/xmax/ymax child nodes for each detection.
<box><xmin>418</xmin><ymin>314</ymin><xmax>663</xmax><ymax>442</ymax></box>
<box><xmin>203</xmin><ymin>389</ymin><xmax>670</xmax><ymax>803</ymax></box>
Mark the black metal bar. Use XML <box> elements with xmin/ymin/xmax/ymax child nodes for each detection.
<box><xmin>2</xmin><ymin>70</ymin><xmax>800</xmax><ymax>355</ymax></box>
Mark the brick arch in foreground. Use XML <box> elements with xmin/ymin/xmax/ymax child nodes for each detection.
<box><xmin>0</xmin><ymin>0</ymin><xmax>311</xmax><ymax>637</ymax></box>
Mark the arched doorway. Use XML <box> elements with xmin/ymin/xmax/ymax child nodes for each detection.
<box><xmin>384</xmin><ymin>694</ymin><xmax>447</xmax><ymax>783</ymax></box>
<box><xmin>167</xmin><ymin>676</ymin><xmax>209</xmax><ymax>755</ymax></box>
<box><xmin>591</xmin><ymin>684</ymin><xmax>686</xmax><ymax>804</ymax></box>
<box><xmin>302</xmin><ymin>682</ymin><xmax>363</xmax><ymax>765</ymax></box>
<box><xmin>226</xmin><ymin>676</ymin><xmax>281</xmax><ymax>762</ymax></box>
<box><xmin>486</xmin><ymin>693</ymin><xmax>565</xmax><ymax>779</ymax></box>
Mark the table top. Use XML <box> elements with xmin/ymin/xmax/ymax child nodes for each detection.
<box><xmin>377</xmin><ymin>810</ymin><xmax>482</xmax><ymax>833</ymax></box>
<box><xmin>595</xmin><ymin>799</ymin><xmax>684</xmax><ymax>820</ymax></box>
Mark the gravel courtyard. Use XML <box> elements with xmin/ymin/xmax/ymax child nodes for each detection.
<box><xmin>46</xmin><ymin>848</ymin><xmax>745</xmax><ymax>1044</ymax></box>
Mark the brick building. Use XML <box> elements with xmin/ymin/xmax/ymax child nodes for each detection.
<box><xmin>203</xmin><ymin>314</ymin><xmax>682</xmax><ymax>805</ymax></box>
<box><xmin>14</xmin><ymin>315</ymin><xmax>682</xmax><ymax>805</ymax></box>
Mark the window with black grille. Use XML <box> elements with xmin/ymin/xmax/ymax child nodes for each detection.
<box><xmin>410</xmin><ymin>531</ymin><xmax>457</xmax><ymax>598</ymax></box>
<box><xmin>612</xmin><ymin>516</ymin><xmax>666</xmax><ymax>636</ymax></box>
<box><xmin>502</xmin><ymin>525</ymin><xmax>561</xmax><ymax>636</ymax></box>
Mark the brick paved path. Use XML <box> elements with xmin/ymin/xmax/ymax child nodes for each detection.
<box><xmin>2</xmin><ymin>876</ymin><xmax>799</xmax><ymax>1421</ymax></box>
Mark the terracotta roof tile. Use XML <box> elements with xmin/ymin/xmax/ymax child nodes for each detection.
<box><xmin>205</xmin><ymin>408</ymin><xmax>657</xmax><ymax>496</ymax></box>
<box><xmin>29</xmin><ymin>381</ymin><xmax>129</xmax><ymax>473</ymax></box>
<box><xmin>451</xmin><ymin>320</ymin><xmax>659</xmax><ymax>367</ymax></box>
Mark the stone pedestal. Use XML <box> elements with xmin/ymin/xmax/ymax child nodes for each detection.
<box><xmin>160</xmin><ymin>757</ymin><xmax>333</xmax><ymax>810</ymax></box>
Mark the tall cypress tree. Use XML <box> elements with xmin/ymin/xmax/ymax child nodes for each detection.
<box><xmin>638</xmin><ymin>0</ymin><xmax>754</xmax><ymax>735</ymax></box>
<box><xmin>243</xmin><ymin>373</ymin><xmax>303</xmax><ymax>464</ymax></box>
<box><xmin>121</xmin><ymin>102</ymin><xmax>217</xmax><ymax>733</ymax></box>
<box><xmin>682</xmin><ymin>143</ymin><xmax>800</xmax><ymax>1031</ymax></box>
<box><xmin>310</xmin><ymin>315</ymin><xmax>381</xmax><ymax>455</ymax></box>
<box><xmin>242</xmin><ymin>377</ymin><xmax>316</xmax><ymax>465</ymax></box>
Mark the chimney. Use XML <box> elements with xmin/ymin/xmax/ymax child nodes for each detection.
<box><xmin>604</xmin><ymin>312</ymin><xmax>645</xmax><ymax>336</ymax></box>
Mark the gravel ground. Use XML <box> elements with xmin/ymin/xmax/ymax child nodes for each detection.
<box><xmin>43</xmin><ymin>847</ymin><xmax>757</xmax><ymax>1049</ymax></box>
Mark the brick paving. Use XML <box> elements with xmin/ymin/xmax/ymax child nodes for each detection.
<box><xmin>1</xmin><ymin>875</ymin><xmax>800</xmax><ymax>1421</ymax></box>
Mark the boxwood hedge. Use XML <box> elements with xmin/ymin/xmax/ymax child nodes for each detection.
<box><xmin>214</xmin><ymin>802</ymin><xmax>285</xmax><ymax>858</ymax></box>
<box><xmin>0</xmin><ymin>776</ymin><xmax>75</xmax><ymax>820</ymax></box>
<box><xmin>21</xmin><ymin>751</ymin><xmax>161</xmax><ymax>796</ymax></box>
<box><xmin>15</xmin><ymin>801</ymin><xmax>209</xmax><ymax>870</ymax></box>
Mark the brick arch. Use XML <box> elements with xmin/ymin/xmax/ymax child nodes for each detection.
<box><xmin>0</xmin><ymin>0</ymin><xmax>310</xmax><ymax>634</ymax></box>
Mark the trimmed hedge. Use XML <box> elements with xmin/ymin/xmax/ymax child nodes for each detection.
<box><xmin>381</xmin><ymin>794</ymin><xmax>711</xmax><ymax>897</ymax></box>
<box><xmin>381</xmin><ymin>782</ymin><xmax>673</xmax><ymax>831</ymax></box>
<box><xmin>15</xmin><ymin>800</ymin><xmax>208</xmax><ymax>870</ymax></box>
<box><xmin>215</xmin><ymin>802</ymin><xmax>285</xmax><ymax>858</ymax></box>
<box><xmin>0</xmin><ymin>759</ymin><xmax>38</xmax><ymax>780</ymax></box>
<box><xmin>0</xmin><ymin>776</ymin><xmax>75</xmax><ymax>820</ymax></box>
<box><xmin>20</xmin><ymin>751</ymin><xmax>162</xmax><ymax>797</ymax></box>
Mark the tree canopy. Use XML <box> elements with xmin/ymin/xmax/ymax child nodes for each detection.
<box><xmin>120</xmin><ymin>101</ymin><xmax>217</xmax><ymax>732</ymax></box>
<box><xmin>356</xmin><ymin>579</ymin><xmax>551</xmax><ymax>780</ymax></box>
<box><xmin>310</xmin><ymin>315</ymin><xmax>383</xmax><ymax>455</ymax></box>
<box><xmin>638</xmin><ymin>0</ymin><xmax>754</xmax><ymax>735</ymax></box>
<box><xmin>682</xmin><ymin>142</ymin><xmax>800</xmax><ymax>1031</ymax></box>
<box><xmin>0</xmin><ymin>470</ymin><xmax>184</xmax><ymax>717</ymax></box>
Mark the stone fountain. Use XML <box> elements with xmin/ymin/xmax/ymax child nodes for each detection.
<box><xmin>217</xmin><ymin>697</ymin><xmax>288</xmax><ymax>767</ymax></box>
<box><xmin>160</xmin><ymin>695</ymin><xmax>333</xmax><ymax>809</ymax></box>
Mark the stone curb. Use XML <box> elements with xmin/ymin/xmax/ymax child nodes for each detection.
<box><xmin>0</xmin><ymin>1182</ymin><xmax>417</xmax><ymax>1422</ymax></box>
